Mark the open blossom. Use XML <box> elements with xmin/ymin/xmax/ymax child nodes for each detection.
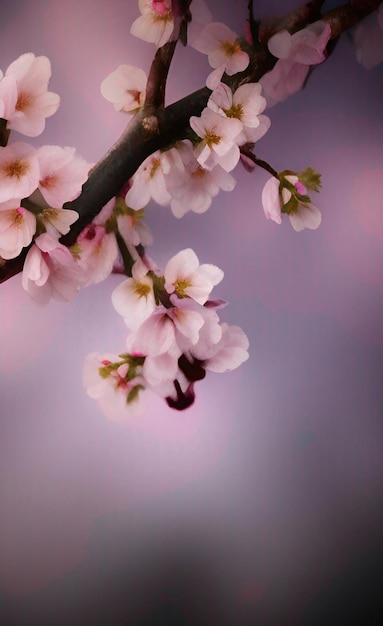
<box><xmin>187</xmin><ymin>322</ymin><xmax>249</xmax><ymax>373</ymax></box>
<box><xmin>207</xmin><ymin>82</ymin><xmax>270</xmax><ymax>145</ymax></box>
<box><xmin>0</xmin><ymin>142</ymin><xmax>40</xmax><ymax>203</ymax></box>
<box><xmin>112</xmin><ymin>265</ymin><xmax>156</xmax><ymax>330</ymax></box>
<box><xmin>0</xmin><ymin>200</ymin><xmax>36</xmax><ymax>259</ymax></box>
<box><xmin>190</xmin><ymin>108</ymin><xmax>242</xmax><ymax>172</ymax></box>
<box><xmin>125</xmin><ymin>148</ymin><xmax>183</xmax><ymax>209</ymax></box>
<box><xmin>260</xmin><ymin>21</ymin><xmax>331</xmax><ymax>107</ymax></box>
<box><xmin>352</xmin><ymin>5</ymin><xmax>383</xmax><ymax>69</ymax></box>
<box><xmin>192</xmin><ymin>22</ymin><xmax>249</xmax><ymax>88</ymax></box>
<box><xmin>100</xmin><ymin>65</ymin><xmax>147</xmax><ymax>112</ymax></box>
<box><xmin>131</xmin><ymin>0</ymin><xmax>174</xmax><ymax>47</ymax></box>
<box><xmin>36</xmin><ymin>145</ymin><xmax>90</xmax><ymax>208</ymax></box>
<box><xmin>164</xmin><ymin>248</ymin><xmax>223</xmax><ymax>305</ymax></box>
<box><xmin>165</xmin><ymin>141</ymin><xmax>236</xmax><ymax>217</ymax></box>
<box><xmin>5</xmin><ymin>53</ymin><xmax>60</xmax><ymax>137</ymax></box>
<box><xmin>262</xmin><ymin>175</ymin><xmax>321</xmax><ymax>232</ymax></box>
<box><xmin>22</xmin><ymin>232</ymin><xmax>82</xmax><ymax>304</ymax></box>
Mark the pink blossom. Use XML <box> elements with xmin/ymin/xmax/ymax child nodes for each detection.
<box><xmin>208</xmin><ymin>82</ymin><xmax>270</xmax><ymax>145</ymax></box>
<box><xmin>5</xmin><ymin>53</ymin><xmax>60</xmax><ymax>137</ymax></box>
<box><xmin>192</xmin><ymin>323</ymin><xmax>249</xmax><ymax>373</ymax></box>
<box><xmin>111</xmin><ymin>268</ymin><xmax>156</xmax><ymax>330</ymax></box>
<box><xmin>352</xmin><ymin>5</ymin><xmax>383</xmax><ymax>69</ymax></box>
<box><xmin>76</xmin><ymin>224</ymin><xmax>119</xmax><ymax>285</ymax></box>
<box><xmin>164</xmin><ymin>248</ymin><xmax>224</xmax><ymax>305</ymax></box>
<box><xmin>131</xmin><ymin>0</ymin><xmax>174</xmax><ymax>47</ymax></box>
<box><xmin>41</xmin><ymin>206</ymin><xmax>79</xmax><ymax>237</ymax></box>
<box><xmin>22</xmin><ymin>232</ymin><xmax>82</xmax><ymax>304</ymax></box>
<box><xmin>261</xmin><ymin>176</ymin><xmax>282</xmax><ymax>224</ymax></box>
<box><xmin>125</xmin><ymin>148</ymin><xmax>183</xmax><ymax>209</ymax></box>
<box><xmin>0</xmin><ymin>142</ymin><xmax>40</xmax><ymax>203</ymax></box>
<box><xmin>0</xmin><ymin>75</ymin><xmax>17</xmax><ymax>121</ymax></box>
<box><xmin>100</xmin><ymin>65</ymin><xmax>147</xmax><ymax>112</ymax></box>
<box><xmin>262</xmin><ymin>175</ymin><xmax>322</xmax><ymax>231</ymax></box>
<box><xmin>192</xmin><ymin>22</ymin><xmax>249</xmax><ymax>84</ymax></box>
<box><xmin>83</xmin><ymin>353</ymin><xmax>145</xmax><ymax>420</ymax></box>
<box><xmin>190</xmin><ymin>108</ymin><xmax>242</xmax><ymax>172</ymax></box>
<box><xmin>165</xmin><ymin>140</ymin><xmax>236</xmax><ymax>217</ymax></box>
<box><xmin>260</xmin><ymin>21</ymin><xmax>331</xmax><ymax>107</ymax></box>
<box><xmin>36</xmin><ymin>145</ymin><xmax>90</xmax><ymax>208</ymax></box>
<box><xmin>0</xmin><ymin>200</ymin><xmax>36</xmax><ymax>259</ymax></box>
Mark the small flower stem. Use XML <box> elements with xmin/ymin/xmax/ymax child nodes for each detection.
<box><xmin>240</xmin><ymin>147</ymin><xmax>279</xmax><ymax>179</ymax></box>
<box><xmin>115</xmin><ymin>232</ymin><xmax>135</xmax><ymax>277</ymax></box>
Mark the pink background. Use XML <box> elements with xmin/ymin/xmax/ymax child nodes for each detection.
<box><xmin>1</xmin><ymin>0</ymin><xmax>383</xmax><ymax>624</ymax></box>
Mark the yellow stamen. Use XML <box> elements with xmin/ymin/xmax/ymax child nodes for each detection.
<box><xmin>133</xmin><ymin>280</ymin><xmax>151</xmax><ymax>299</ymax></box>
<box><xmin>220</xmin><ymin>39</ymin><xmax>241</xmax><ymax>57</ymax></box>
<box><xmin>174</xmin><ymin>279</ymin><xmax>191</xmax><ymax>298</ymax></box>
<box><xmin>3</xmin><ymin>159</ymin><xmax>29</xmax><ymax>179</ymax></box>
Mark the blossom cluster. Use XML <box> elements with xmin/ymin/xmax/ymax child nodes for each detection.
<box><xmin>84</xmin><ymin>248</ymin><xmax>249</xmax><ymax>418</ymax></box>
<box><xmin>0</xmin><ymin>53</ymin><xmax>92</xmax><ymax>301</ymax></box>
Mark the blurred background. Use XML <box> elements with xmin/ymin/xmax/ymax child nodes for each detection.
<box><xmin>1</xmin><ymin>0</ymin><xmax>382</xmax><ymax>624</ymax></box>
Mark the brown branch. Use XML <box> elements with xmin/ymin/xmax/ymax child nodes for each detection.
<box><xmin>144</xmin><ymin>39</ymin><xmax>178</xmax><ymax>110</ymax></box>
<box><xmin>1</xmin><ymin>0</ymin><xmax>382</xmax><ymax>285</ymax></box>
<box><xmin>323</xmin><ymin>0</ymin><xmax>382</xmax><ymax>38</ymax></box>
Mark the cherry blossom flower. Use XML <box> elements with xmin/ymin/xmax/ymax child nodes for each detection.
<box><xmin>262</xmin><ymin>175</ymin><xmax>321</xmax><ymax>231</ymax></box>
<box><xmin>117</xmin><ymin>210</ymin><xmax>153</xmax><ymax>248</ymax></box>
<box><xmin>131</xmin><ymin>0</ymin><xmax>174</xmax><ymax>47</ymax></box>
<box><xmin>0</xmin><ymin>200</ymin><xmax>36</xmax><ymax>259</ymax></box>
<box><xmin>0</xmin><ymin>142</ymin><xmax>40</xmax><ymax>203</ymax></box>
<box><xmin>260</xmin><ymin>21</ymin><xmax>331</xmax><ymax>107</ymax></box>
<box><xmin>76</xmin><ymin>223</ymin><xmax>119</xmax><ymax>285</ymax></box>
<box><xmin>195</xmin><ymin>323</ymin><xmax>249</xmax><ymax>373</ymax></box>
<box><xmin>208</xmin><ymin>82</ymin><xmax>270</xmax><ymax>145</ymax></box>
<box><xmin>83</xmin><ymin>353</ymin><xmax>145</xmax><ymax>420</ymax></box>
<box><xmin>352</xmin><ymin>5</ymin><xmax>383</xmax><ymax>69</ymax></box>
<box><xmin>190</xmin><ymin>108</ymin><xmax>242</xmax><ymax>172</ymax></box>
<box><xmin>36</xmin><ymin>145</ymin><xmax>90</xmax><ymax>208</ymax></box>
<box><xmin>5</xmin><ymin>53</ymin><xmax>60</xmax><ymax>137</ymax></box>
<box><xmin>100</xmin><ymin>64</ymin><xmax>147</xmax><ymax>112</ymax></box>
<box><xmin>192</xmin><ymin>22</ymin><xmax>249</xmax><ymax>88</ymax></box>
<box><xmin>125</xmin><ymin>148</ymin><xmax>183</xmax><ymax>209</ymax></box>
<box><xmin>164</xmin><ymin>248</ymin><xmax>223</xmax><ymax>305</ymax></box>
<box><xmin>165</xmin><ymin>140</ymin><xmax>236</xmax><ymax>217</ymax></box>
<box><xmin>111</xmin><ymin>267</ymin><xmax>156</xmax><ymax>330</ymax></box>
<box><xmin>22</xmin><ymin>232</ymin><xmax>82</xmax><ymax>304</ymax></box>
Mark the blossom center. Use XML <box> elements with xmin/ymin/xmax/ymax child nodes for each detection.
<box><xmin>174</xmin><ymin>278</ymin><xmax>191</xmax><ymax>297</ymax></box>
<box><xmin>13</xmin><ymin>208</ymin><xmax>25</xmax><ymax>226</ymax></box>
<box><xmin>224</xmin><ymin>103</ymin><xmax>244</xmax><ymax>119</ymax></box>
<box><xmin>126</xmin><ymin>89</ymin><xmax>142</xmax><ymax>106</ymax></box>
<box><xmin>15</xmin><ymin>92</ymin><xmax>32</xmax><ymax>112</ymax></box>
<box><xmin>191</xmin><ymin>166</ymin><xmax>207</xmax><ymax>179</ymax></box>
<box><xmin>3</xmin><ymin>158</ymin><xmax>30</xmax><ymax>179</ymax></box>
<box><xmin>220</xmin><ymin>39</ymin><xmax>241</xmax><ymax>57</ymax></box>
<box><xmin>133</xmin><ymin>280</ymin><xmax>152</xmax><ymax>299</ymax></box>
<box><xmin>40</xmin><ymin>174</ymin><xmax>58</xmax><ymax>189</ymax></box>
<box><xmin>149</xmin><ymin>158</ymin><xmax>161</xmax><ymax>177</ymax></box>
<box><xmin>204</xmin><ymin>129</ymin><xmax>221</xmax><ymax>148</ymax></box>
<box><xmin>152</xmin><ymin>0</ymin><xmax>171</xmax><ymax>17</ymax></box>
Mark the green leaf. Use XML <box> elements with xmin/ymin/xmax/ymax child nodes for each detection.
<box><xmin>298</xmin><ymin>167</ymin><xmax>322</xmax><ymax>192</ymax></box>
